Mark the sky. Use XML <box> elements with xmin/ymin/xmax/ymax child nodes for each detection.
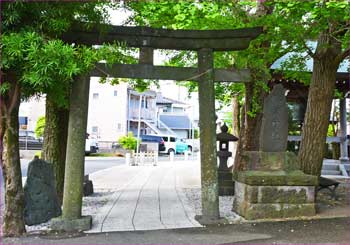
<box><xmin>108</xmin><ymin>7</ymin><xmax>199</xmax><ymax>113</ymax></box>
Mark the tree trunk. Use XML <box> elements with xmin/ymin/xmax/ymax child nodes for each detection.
<box><xmin>298</xmin><ymin>33</ymin><xmax>342</xmax><ymax>176</ymax></box>
<box><xmin>1</xmin><ymin>77</ymin><xmax>26</xmax><ymax>236</ymax></box>
<box><xmin>234</xmin><ymin>82</ymin><xmax>265</xmax><ymax>170</ymax></box>
<box><xmin>42</xmin><ymin>93</ymin><xmax>69</xmax><ymax>204</ymax></box>
<box><xmin>233</xmin><ymin>0</ymin><xmax>271</xmax><ymax>171</ymax></box>
<box><xmin>231</xmin><ymin>96</ymin><xmax>240</xmax><ymax>137</ymax></box>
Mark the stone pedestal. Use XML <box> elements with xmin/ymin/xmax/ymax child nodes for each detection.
<box><xmin>218</xmin><ymin>170</ymin><xmax>234</xmax><ymax>196</ymax></box>
<box><xmin>217</xmin><ymin>150</ymin><xmax>235</xmax><ymax>196</ymax></box>
<box><xmin>233</xmin><ymin>151</ymin><xmax>318</xmax><ymax>220</ymax></box>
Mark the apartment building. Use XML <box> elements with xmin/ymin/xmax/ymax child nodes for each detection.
<box><xmin>87</xmin><ymin>77</ymin><xmax>195</xmax><ymax>144</ymax></box>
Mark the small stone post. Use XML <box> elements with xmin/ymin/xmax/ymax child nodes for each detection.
<box><xmin>51</xmin><ymin>75</ymin><xmax>91</xmax><ymax>231</ymax></box>
<box><xmin>169</xmin><ymin>151</ymin><xmax>175</xmax><ymax>162</ymax></box>
<box><xmin>339</xmin><ymin>98</ymin><xmax>349</xmax><ymax>164</ymax></box>
<box><xmin>184</xmin><ymin>151</ymin><xmax>189</xmax><ymax>161</ymax></box>
<box><xmin>125</xmin><ymin>152</ymin><xmax>131</xmax><ymax>165</ymax></box>
<box><xmin>196</xmin><ymin>48</ymin><xmax>220</xmax><ymax>224</ymax></box>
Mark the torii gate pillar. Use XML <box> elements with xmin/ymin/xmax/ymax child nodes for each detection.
<box><xmin>196</xmin><ymin>48</ymin><xmax>220</xmax><ymax>223</ymax></box>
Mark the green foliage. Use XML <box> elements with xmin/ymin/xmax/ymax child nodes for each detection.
<box><xmin>126</xmin><ymin>1</ymin><xmax>290</xmax><ymax>114</ymax></box>
<box><xmin>2</xmin><ymin>1</ymin><xmax>114</xmax><ymax>35</ymax></box>
<box><xmin>222</xmin><ymin>111</ymin><xmax>233</xmax><ymax>129</ymax></box>
<box><xmin>118</xmin><ymin>132</ymin><xmax>138</xmax><ymax>150</ymax></box>
<box><xmin>327</xmin><ymin>124</ymin><xmax>337</xmax><ymax>137</ymax></box>
<box><xmin>273</xmin><ymin>0</ymin><xmax>350</xmax><ymax>66</ymax></box>
<box><xmin>1</xmin><ymin>29</ymin><xmax>135</xmax><ymax>105</ymax></box>
<box><xmin>34</xmin><ymin>116</ymin><xmax>45</xmax><ymax>138</ymax></box>
<box><xmin>193</xmin><ymin>128</ymin><xmax>199</xmax><ymax>139</ymax></box>
<box><xmin>1</xmin><ymin>1</ymin><xmax>131</xmax><ymax>107</ymax></box>
<box><xmin>126</xmin><ymin>0</ymin><xmax>350</xmax><ymax>116</ymax></box>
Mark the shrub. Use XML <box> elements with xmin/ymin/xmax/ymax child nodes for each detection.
<box><xmin>35</xmin><ymin>116</ymin><xmax>45</xmax><ymax>138</ymax></box>
<box><xmin>118</xmin><ymin>132</ymin><xmax>138</xmax><ymax>150</ymax></box>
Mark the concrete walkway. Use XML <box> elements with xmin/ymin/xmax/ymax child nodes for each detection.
<box><xmin>87</xmin><ymin>161</ymin><xmax>202</xmax><ymax>233</ymax></box>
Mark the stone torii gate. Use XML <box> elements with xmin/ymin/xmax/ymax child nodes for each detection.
<box><xmin>52</xmin><ymin>25</ymin><xmax>262</xmax><ymax>230</ymax></box>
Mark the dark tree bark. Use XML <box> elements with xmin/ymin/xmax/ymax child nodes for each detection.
<box><xmin>0</xmin><ymin>75</ymin><xmax>26</xmax><ymax>236</ymax></box>
<box><xmin>233</xmin><ymin>0</ymin><xmax>271</xmax><ymax>171</ymax></box>
<box><xmin>234</xmin><ymin>81</ymin><xmax>266</xmax><ymax>171</ymax></box>
<box><xmin>298</xmin><ymin>33</ymin><xmax>343</xmax><ymax>176</ymax></box>
<box><xmin>42</xmin><ymin>93</ymin><xmax>69</xmax><ymax>204</ymax></box>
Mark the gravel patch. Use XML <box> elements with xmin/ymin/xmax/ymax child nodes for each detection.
<box><xmin>24</xmin><ymin>189</ymin><xmax>114</xmax><ymax>233</ymax></box>
<box><xmin>182</xmin><ymin>188</ymin><xmax>243</xmax><ymax>224</ymax></box>
<box><xmin>82</xmin><ymin>189</ymin><xmax>114</xmax><ymax>217</ymax></box>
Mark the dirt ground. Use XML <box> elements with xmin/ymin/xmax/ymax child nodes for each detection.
<box><xmin>316</xmin><ymin>179</ymin><xmax>350</xmax><ymax>217</ymax></box>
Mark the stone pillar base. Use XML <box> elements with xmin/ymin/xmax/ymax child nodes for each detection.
<box><xmin>195</xmin><ymin>215</ymin><xmax>228</xmax><ymax>225</ymax></box>
<box><xmin>50</xmin><ymin>215</ymin><xmax>92</xmax><ymax>232</ymax></box>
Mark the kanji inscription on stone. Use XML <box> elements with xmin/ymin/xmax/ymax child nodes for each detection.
<box><xmin>259</xmin><ymin>84</ymin><xmax>288</xmax><ymax>152</ymax></box>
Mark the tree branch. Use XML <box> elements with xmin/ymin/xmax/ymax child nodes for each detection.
<box><xmin>301</xmin><ymin>40</ymin><xmax>316</xmax><ymax>59</ymax></box>
<box><xmin>335</xmin><ymin>47</ymin><xmax>350</xmax><ymax>65</ymax></box>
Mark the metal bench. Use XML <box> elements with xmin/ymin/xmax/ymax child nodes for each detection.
<box><xmin>317</xmin><ymin>177</ymin><xmax>340</xmax><ymax>200</ymax></box>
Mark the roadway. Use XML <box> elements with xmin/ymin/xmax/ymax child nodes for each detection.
<box><xmin>20</xmin><ymin>153</ymin><xmax>198</xmax><ymax>177</ymax></box>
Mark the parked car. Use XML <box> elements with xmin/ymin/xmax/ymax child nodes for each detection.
<box><xmin>140</xmin><ymin>135</ymin><xmax>166</xmax><ymax>152</ymax></box>
<box><xmin>19</xmin><ymin>135</ymin><xmax>43</xmax><ymax>150</ymax></box>
<box><xmin>150</xmin><ymin>135</ymin><xmax>192</xmax><ymax>154</ymax></box>
<box><xmin>85</xmin><ymin>133</ymin><xmax>98</xmax><ymax>155</ymax></box>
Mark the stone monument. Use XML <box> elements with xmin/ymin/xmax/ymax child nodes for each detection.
<box><xmin>232</xmin><ymin>84</ymin><xmax>317</xmax><ymax>220</ymax></box>
<box><xmin>24</xmin><ymin>157</ymin><xmax>61</xmax><ymax>225</ymax></box>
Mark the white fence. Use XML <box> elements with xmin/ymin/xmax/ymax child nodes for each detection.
<box><xmin>126</xmin><ymin>152</ymin><xmax>158</xmax><ymax>166</ymax></box>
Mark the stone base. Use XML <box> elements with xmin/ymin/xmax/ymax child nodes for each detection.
<box><xmin>233</xmin><ymin>181</ymin><xmax>316</xmax><ymax>220</ymax></box>
<box><xmin>218</xmin><ymin>170</ymin><xmax>234</xmax><ymax>196</ymax></box>
<box><xmin>195</xmin><ymin>215</ymin><xmax>228</xmax><ymax>225</ymax></box>
<box><xmin>50</xmin><ymin>215</ymin><xmax>92</xmax><ymax>231</ymax></box>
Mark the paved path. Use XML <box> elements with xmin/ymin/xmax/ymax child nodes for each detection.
<box><xmin>88</xmin><ymin>161</ymin><xmax>202</xmax><ymax>233</ymax></box>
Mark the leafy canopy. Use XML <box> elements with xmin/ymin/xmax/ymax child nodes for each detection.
<box><xmin>1</xmin><ymin>1</ymin><xmax>137</xmax><ymax>106</ymax></box>
<box><xmin>34</xmin><ymin>116</ymin><xmax>45</xmax><ymax>138</ymax></box>
<box><xmin>126</xmin><ymin>0</ymin><xmax>350</xmax><ymax>109</ymax></box>
<box><xmin>126</xmin><ymin>1</ymin><xmax>289</xmax><ymax>113</ymax></box>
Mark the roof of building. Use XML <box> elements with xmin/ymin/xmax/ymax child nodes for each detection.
<box><xmin>128</xmin><ymin>88</ymin><xmax>157</xmax><ymax>98</ymax></box>
<box><xmin>159</xmin><ymin>114</ymin><xmax>192</xmax><ymax>129</ymax></box>
<box><xmin>271</xmin><ymin>42</ymin><xmax>349</xmax><ymax>73</ymax></box>
<box><xmin>270</xmin><ymin>42</ymin><xmax>349</xmax><ymax>99</ymax></box>
<box><xmin>156</xmin><ymin>93</ymin><xmax>187</xmax><ymax>105</ymax></box>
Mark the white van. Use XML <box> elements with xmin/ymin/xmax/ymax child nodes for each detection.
<box><xmin>85</xmin><ymin>133</ymin><xmax>98</xmax><ymax>155</ymax></box>
<box><xmin>150</xmin><ymin>135</ymin><xmax>192</xmax><ymax>154</ymax></box>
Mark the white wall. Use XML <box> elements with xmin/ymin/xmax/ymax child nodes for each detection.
<box><xmin>87</xmin><ymin>77</ymin><xmax>128</xmax><ymax>142</ymax></box>
<box><xmin>19</xmin><ymin>97</ymin><xmax>46</xmax><ymax>132</ymax></box>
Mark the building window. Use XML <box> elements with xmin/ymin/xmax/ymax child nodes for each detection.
<box><xmin>141</xmin><ymin>99</ymin><xmax>149</xmax><ymax>109</ymax></box>
<box><xmin>117</xmin><ymin>123</ymin><xmax>122</xmax><ymax>131</ymax></box>
<box><xmin>19</xmin><ymin>116</ymin><xmax>28</xmax><ymax>129</ymax></box>
<box><xmin>93</xmin><ymin>93</ymin><xmax>99</xmax><ymax>99</ymax></box>
<box><xmin>92</xmin><ymin>126</ymin><xmax>98</xmax><ymax>133</ymax></box>
<box><xmin>114</xmin><ymin>90</ymin><xmax>118</xmax><ymax>96</ymax></box>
